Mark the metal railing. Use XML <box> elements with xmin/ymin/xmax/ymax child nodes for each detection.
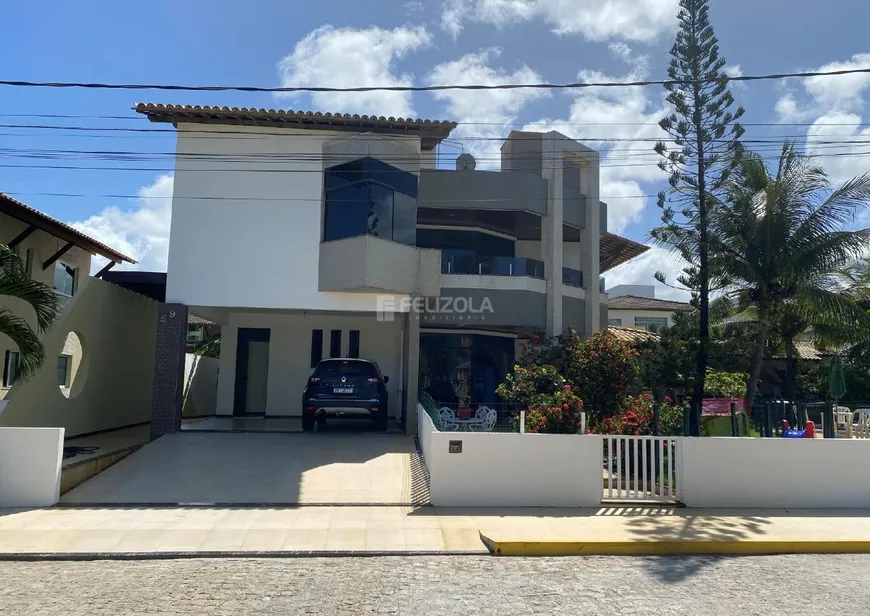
<box><xmin>603</xmin><ymin>435</ymin><xmax>681</xmax><ymax>501</ymax></box>
<box><xmin>429</xmin><ymin>402</ymin><xmax>528</xmax><ymax>433</ymax></box>
<box><xmin>441</xmin><ymin>254</ymin><xmax>545</xmax><ymax>279</ymax></box>
<box><xmin>562</xmin><ymin>267</ymin><xmax>584</xmax><ymax>288</ymax></box>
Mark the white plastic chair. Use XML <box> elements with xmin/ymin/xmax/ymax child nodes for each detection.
<box><xmin>438</xmin><ymin>407</ymin><xmax>458</xmax><ymax>432</ymax></box>
<box><xmin>835</xmin><ymin>407</ymin><xmax>855</xmax><ymax>438</ymax></box>
<box><xmin>855</xmin><ymin>409</ymin><xmax>870</xmax><ymax>439</ymax></box>
<box><xmin>472</xmin><ymin>406</ymin><xmax>497</xmax><ymax>432</ymax></box>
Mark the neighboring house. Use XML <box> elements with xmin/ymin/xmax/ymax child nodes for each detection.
<box><xmin>186</xmin><ymin>314</ymin><xmax>217</xmax><ymax>351</ymax></box>
<box><xmin>607</xmin><ymin>294</ymin><xmax>693</xmax><ymax>331</ymax></box>
<box><xmin>133</xmin><ymin>103</ymin><xmax>649</xmax><ymax>432</ymax></box>
<box><xmin>0</xmin><ymin>193</ymin><xmax>136</xmax><ymax>399</ymax></box>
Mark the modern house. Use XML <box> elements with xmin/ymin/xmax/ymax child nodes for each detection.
<box><xmin>0</xmin><ymin>194</ymin><xmax>136</xmax><ymax>399</ymax></box>
<box><xmin>134</xmin><ymin>103</ymin><xmax>648</xmax><ymax>433</ymax></box>
<box><xmin>607</xmin><ymin>286</ymin><xmax>692</xmax><ymax>331</ymax></box>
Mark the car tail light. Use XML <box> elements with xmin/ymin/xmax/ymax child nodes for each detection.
<box><xmin>371</xmin><ymin>406</ymin><xmax>380</xmax><ymax>412</ymax></box>
<box><xmin>367</xmin><ymin>377</ymin><xmax>379</xmax><ymax>384</ymax></box>
<box><xmin>308</xmin><ymin>377</ymin><xmax>320</xmax><ymax>385</ymax></box>
<box><xmin>306</xmin><ymin>405</ymin><xmax>315</xmax><ymax>411</ymax></box>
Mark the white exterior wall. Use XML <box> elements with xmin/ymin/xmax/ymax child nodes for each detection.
<box><xmin>167</xmin><ymin>124</ymin><xmax>420</xmax><ymax>312</ymax></box>
<box><xmin>216</xmin><ymin>312</ymin><xmax>404</xmax><ymax>418</ymax></box>
<box><xmin>681</xmin><ymin>438</ymin><xmax>870</xmax><ymax>508</ymax></box>
<box><xmin>0</xmin><ymin>427</ymin><xmax>64</xmax><ymax>507</ymax></box>
<box><xmin>607</xmin><ymin>309</ymin><xmax>675</xmax><ymax>328</ymax></box>
<box><xmin>417</xmin><ymin>406</ymin><xmax>603</xmax><ymax>507</ymax></box>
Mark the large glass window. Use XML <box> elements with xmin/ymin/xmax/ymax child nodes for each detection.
<box><xmin>2</xmin><ymin>351</ymin><xmax>19</xmax><ymax>388</ymax></box>
<box><xmin>635</xmin><ymin>316</ymin><xmax>669</xmax><ymax>331</ymax></box>
<box><xmin>54</xmin><ymin>261</ymin><xmax>76</xmax><ymax>296</ymax></box>
<box><xmin>323</xmin><ymin>157</ymin><xmax>418</xmax><ymax>245</ymax></box>
<box><xmin>419</xmin><ymin>334</ymin><xmax>515</xmax><ymax>406</ymax></box>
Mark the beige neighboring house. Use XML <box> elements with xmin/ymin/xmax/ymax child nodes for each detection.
<box><xmin>0</xmin><ymin>193</ymin><xmax>136</xmax><ymax>400</ymax></box>
<box><xmin>607</xmin><ymin>295</ymin><xmax>693</xmax><ymax>331</ymax></box>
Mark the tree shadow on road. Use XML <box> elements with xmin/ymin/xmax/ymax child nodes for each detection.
<box><xmin>621</xmin><ymin>511</ymin><xmax>774</xmax><ymax>582</ymax></box>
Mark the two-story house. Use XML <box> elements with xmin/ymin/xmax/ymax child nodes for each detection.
<box><xmin>606</xmin><ymin>285</ymin><xmax>693</xmax><ymax>331</ymax></box>
<box><xmin>135</xmin><ymin>103</ymin><xmax>648</xmax><ymax>433</ymax></box>
<box><xmin>1</xmin><ymin>193</ymin><xmax>136</xmax><ymax>399</ymax></box>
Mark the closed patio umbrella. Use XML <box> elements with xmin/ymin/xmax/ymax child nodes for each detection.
<box><xmin>829</xmin><ymin>354</ymin><xmax>847</xmax><ymax>404</ymax></box>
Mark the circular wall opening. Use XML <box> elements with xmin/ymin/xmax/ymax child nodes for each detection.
<box><xmin>58</xmin><ymin>331</ymin><xmax>88</xmax><ymax>399</ymax></box>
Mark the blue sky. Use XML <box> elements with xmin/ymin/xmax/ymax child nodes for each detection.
<box><xmin>3</xmin><ymin>0</ymin><xmax>870</xmax><ymax>297</ymax></box>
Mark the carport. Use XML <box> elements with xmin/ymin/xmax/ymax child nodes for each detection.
<box><xmin>60</xmin><ymin>431</ymin><xmax>430</xmax><ymax>506</ymax></box>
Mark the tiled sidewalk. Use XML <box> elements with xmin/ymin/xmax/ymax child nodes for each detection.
<box><xmin>0</xmin><ymin>506</ymin><xmax>485</xmax><ymax>554</ymax></box>
<box><xmin>2</xmin><ymin>506</ymin><xmax>870</xmax><ymax>556</ymax></box>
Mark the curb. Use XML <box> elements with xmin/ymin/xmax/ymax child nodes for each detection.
<box><xmin>479</xmin><ymin>535</ymin><xmax>870</xmax><ymax>556</ymax></box>
<box><xmin>0</xmin><ymin>549</ymin><xmax>490</xmax><ymax>562</ymax></box>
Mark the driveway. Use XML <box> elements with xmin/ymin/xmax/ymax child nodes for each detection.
<box><xmin>61</xmin><ymin>432</ymin><xmax>429</xmax><ymax>506</ymax></box>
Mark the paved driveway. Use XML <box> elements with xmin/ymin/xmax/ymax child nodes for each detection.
<box><xmin>61</xmin><ymin>432</ymin><xmax>429</xmax><ymax>506</ymax></box>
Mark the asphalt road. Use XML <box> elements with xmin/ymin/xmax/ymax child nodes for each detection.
<box><xmin>2</xmin><ymin>554</ymin><xmax>869</xmax><ymax>615</ymax></box>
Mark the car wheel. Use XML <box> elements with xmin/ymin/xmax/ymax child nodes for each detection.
<box><xmin>302</xmin><ymin>411</ymin><xmax>315</xmax><ymax>432</ymax></box>
<box><xmin>373</xmin><ymin>412</ymin><xmax>387</xmax><ymax>431</ymax></box>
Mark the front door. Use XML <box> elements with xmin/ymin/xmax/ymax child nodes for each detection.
<box><xmin>234</xmin><ymin>328</ymin><xmax>271</xmax><ymax>416</ymax></box>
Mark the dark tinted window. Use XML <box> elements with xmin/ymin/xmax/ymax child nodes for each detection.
<box><xmin>324</xmin><ymin>183</ymin><xmax>370</xmax><ymax>242</ymax></box>
<box><xmin>329</xmin><ymin>329</ymin><xmax>342</xmax><ymax>358</ymax></box>
<box><xmin>310</xmin><ymin>330</ymin><xmax>323</xmax><ymax>368</ymax></box>
<box><xmin>314</xmin><ymin>360</ymin><xmax>376</xmax><ymax>377</ymax></box>
<box><xmin>348</xmin><ymin>330</ymin><xmax>360</xmax><ymax>358</ymax></box>
<box><xmin>323</xmin><ymin>157</ymin><xmax>418</xmax><ymax>245</ymax></box>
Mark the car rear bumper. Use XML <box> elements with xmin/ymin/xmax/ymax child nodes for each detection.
<box><xmin>304</xmin><ymin>399</ymin><xmax>385</xmax><ymax>419</ymax></box>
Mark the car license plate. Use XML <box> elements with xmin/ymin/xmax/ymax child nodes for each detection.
<box><xmin>333</xmin><ymin>387</ymin><xmax>353</xmax><ymax>394</ymax></box>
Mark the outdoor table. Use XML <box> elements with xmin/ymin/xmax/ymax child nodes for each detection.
<box><xmin>453</xmin><ymin>417</ymin><xmax>484</xmax><ymax>431</ymax></box>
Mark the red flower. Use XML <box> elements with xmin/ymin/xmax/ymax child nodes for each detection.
<box><xmin>563</xmin><ymin>384</ymin><xmax>571</xmax><ymax>391</ymax></box>
<box><xmin>562</xmin><ymin>403</ymin><xmax>569</xmax><ymax>410</ymax></box>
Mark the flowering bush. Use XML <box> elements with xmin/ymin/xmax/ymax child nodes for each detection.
<box><xmin>593</xmin><ymin>393</ymin><xmax>686</xmax><ymax>436</ymax></box>
<box><xmin>523</xmin><ymin>385</ymin><xmax>585</xmax><ymax>434</ymax></box>
<box><xmin>511</xmin><ymin>329</ymin><xmax>639</xmax><ymax>428</ymax></box>
<box><xmin>594</xmin><ymin>393</ymin><xmax>653</xmax><ymax>435</ymax></box>
<box><xmin>496</xmin><ymin>364</ymin><xmax>585</xmax><ymax>434</ymax></box>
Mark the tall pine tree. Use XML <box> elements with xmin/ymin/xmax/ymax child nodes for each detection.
<box><xmin>652</xmin><ymin>0</ymin><xmax>745</xmax><ymax>435</ymax></box>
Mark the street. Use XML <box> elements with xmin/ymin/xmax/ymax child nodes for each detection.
<box><xmin>2</xmin><ymin>554</ymin><xmax>868</xmax><ymax>615</ymax></box>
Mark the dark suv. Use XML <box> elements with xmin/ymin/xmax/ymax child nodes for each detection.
<box><xmin>302</xmin><ymin>358</ymin><xmax>390</xmax><ymax>431</ymax></box>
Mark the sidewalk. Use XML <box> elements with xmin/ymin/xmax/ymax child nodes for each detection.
<box><xmin>1</xmin><ymin>506</ymin><xmax>870</xmax><ymax>558</ymax></box>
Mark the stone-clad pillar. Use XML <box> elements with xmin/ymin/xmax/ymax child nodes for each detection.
<box><xmin>541</xmin><ymin>134</ymin><xmax>564</xmax><ymax>337</ymax></box>
<box><xmin>150</xmin><ymin>303</ymin><xmax>188</xmax><ymax>441</ymax></box>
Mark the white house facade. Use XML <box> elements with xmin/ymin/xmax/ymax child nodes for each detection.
<box><xmin>136</xmin><ymin>103</ymin><xmax>649</xmax><ymax>434</ymax></box>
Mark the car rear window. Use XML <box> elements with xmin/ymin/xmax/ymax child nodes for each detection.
<box><xmin>315</xmin><ymin>361</ymin><xmax>376</xmax><ymax>377</ymax></box>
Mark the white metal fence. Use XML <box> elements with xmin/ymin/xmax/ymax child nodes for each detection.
<box><xmin>603</xmin><ymin>435</ymin><xmax>681</xmax><ymax>502</ymax></box>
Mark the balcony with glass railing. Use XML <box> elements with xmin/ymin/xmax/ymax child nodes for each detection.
<box><xmin>562</xmin><ymin>267</ymin><xmax>584</xmax><ymax>288</ymax></box>
<box><xmin>441</xmin><ymin>253</ymin><xmax>545</xmax><ymax>279</ymax></box>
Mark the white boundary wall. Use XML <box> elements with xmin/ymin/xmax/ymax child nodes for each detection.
<box><xmin>680</xmin><ymin>437</ymin><xmax>870</xmax><ymax>508</ymax></box>
<box><xmin>0</xmin><ymin>427</ymin><xmax>64</xmax><ymax>507</ymax></box>
<box><xmin>417</xmin><ymin>405</ymin><xmax>602</xmax><ymax>507</ymax></box>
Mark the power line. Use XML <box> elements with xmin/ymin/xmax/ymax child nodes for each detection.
<box><xmin>4</xmin><ymin>191</ymin><xmax>656</xmax><ymax>202</ymax></box>
<box><xmin>2</xmin><ymin>66</ymin><xmax>870</xmax><ymax>92</ymax></box>
<box><xmin>0</xmin><ymin>112</ymin><xmax>867</xmax><ymax>128</ymax></box>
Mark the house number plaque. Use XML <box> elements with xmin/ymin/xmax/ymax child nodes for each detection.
<box><xmin>449</xmin><ymin>440</ymin><xmax>462</xmax><ymax>454</ymax></box>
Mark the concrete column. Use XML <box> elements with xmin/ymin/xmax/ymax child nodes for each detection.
<box><xmin>215</xmin><ymin>323</ymin><xmax>237</xmax><ymax>416</ymax></box>
<box><xmin>579</xmin><ymin>155</ymin><xmax>601</xmax><ymax>334</ymax></box>
<box><xmin>150</xmin><ymin>303</ymin><xmax>188</xmax><ymax>441</ymax></box>
<box><xmin>403</xmin><ymin>310</ymin><xmax>421</xmax><ymax>435</ymax></box>
<box><xmin>541</xmin><ymin>135</ymin><xmax>564</xmax><ymax>337</ymax></box>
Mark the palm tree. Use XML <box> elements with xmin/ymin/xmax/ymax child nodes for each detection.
<box><xmin>0</xmin><ymin>244</ymin><xmax>60</xmax><ymax>384</ymax></box>
<box><xmin>710</xmin><ymin>142</ymin><xmax>870</xmax><ymax>406</ymax></box>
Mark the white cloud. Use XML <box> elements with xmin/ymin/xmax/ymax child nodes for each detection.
<box><xmin>441</xmin><ymin>0</ymin><xmax>677</xmax><ymax>42</ymax></box>
<box><xmin>427</xmin><ymin>48</ymin><xmax>550</xmax><ymax>166</ymax></box>
<box><xmin>69</xmin><ymin>174</ymin><xmax>173</xmax><ymax>274</ymax></box>
<box><xmin>773</xmin><ymin>54</ymin><xmax>870</xmax><ymax>190</ymax></box>
<box><xmin>523</xmin><ymin>50</ymin><xmax>669</xmax><ymax>233</ymax></box>
<box><xmin>606</xmin><ymin>246</ymin><xmax>690</xmax><ymax>301</ymax></box>
<box><xmin>277</xmin><ymin>25</ymin><xmax>431</xmax><ymax>118</ymax></box>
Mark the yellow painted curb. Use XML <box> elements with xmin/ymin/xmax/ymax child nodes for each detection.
<box><xmin>479</xmin><ymin>535</ymin><xmax>870</xmax><ymax>557</ymax></box>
